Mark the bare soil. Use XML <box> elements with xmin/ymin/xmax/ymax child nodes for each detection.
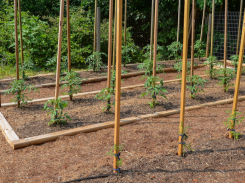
<box><xmin>1</xmin><ymin>66</ymin><xmax>244</xmax><ymax>139</ymax></box>
<box><xmin>1</xmin><ymin>100</ymin><xmax>245</xmax><ymax>183</ymax></box>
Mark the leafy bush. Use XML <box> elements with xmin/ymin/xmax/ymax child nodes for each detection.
<box><xmin>60</xmin><ymin>71</ymin><xmax>82</xmax><ymax>96</ymax></box>
<box><xmin>43</xmin><ymin>97</ymin><xmax>71</xmax><ymax>126</ymax></box>
<box><xmin>187</xmin><ymin>75</ymin><xmax>208</xmax><ymax>98</ymax></box>
<box><xmin>140</xmin><ymin>76</ymin><xmax>168</xmax><ymax>108</ymax></box>
<box><xmin>167</xmin><ymin>41</ymin><xmax>183</xmax><ymax>62</ymax></box>
<box><xmin>4</xmin><ymin>79</ymin><xmax>39</xmax><ymax>106</ymax></box>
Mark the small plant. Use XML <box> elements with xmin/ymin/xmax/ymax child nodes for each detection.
<box><xmin>95</xmin><ymin>87</ymin><xmax>115</xmax><ymax>112</ymax></box>
<box><xmin>140</xmin><ymin>76</ymin><xmax>168</xmax><ymax>108</ymax></box>
<box><xmin>223</xmin><ymin>110</ymin><xmax>244</xmax><ymax>140</ymax></box>
<box><xmin>106</xmin><ymin>144</ymin><xmax>124</xmax><ymax>170</ymax></box>
<box><xmin>187</xmin><ymin>75</ymin><xmax>208</xmax><ymax>98</ymax></box>
<box><xmin>86</xmin><ymin>51</ymin><xmax>107</xmax><ymax>72</ymax></box>
<box><xmin>173</xmin><ymin>61</ymin><xmax>193</xmax><ymax>79</ymax></box>
<box><xmin>178</xmin><ymin>122</ymin><xmax>194</xmax><ymax>157</ymax></box>
<box><xmin>137</xmin><ymin>59</ymin><xmax>164</xmax><ymax>77</ymax></box>
<box><xmin>167</xmin><ymin>41</ymin><xmax>183</xmax><ymax>62</ymax></box>
<box><xmin>43</xmin><ymin>97</ymin><xmax>71</xmax><ymax>126</ymax></box>
<box><xmin>122</xmin><ymin>44</ymin><xmax>137</xmax><ymax>67</ymax></box>
<box><xmin>46</xmin><ymin>56</ymin><xmax>68</xmax><ymax>75</ymax></box>
<box><xmin>4</xmin><ymin>79</ymin><xmax>39</xmax><ymax>106</ymax></box>
<box><xmin>204</xmin><ymin>56</ymin><xmax>218</xmax><ymax>78</ymax></box>
<box><xmin>60</xmin><ymin>71</ymin><xmax>82</xmax><ymax>97</ymax></box>
<box><xmin>230</xmin><ymin>55</ymin><xmax>239</xmax><ymax>73</ymax></box>
<box><xmin>194</xmin><ymin>40</ymin><xmax>205</xmax><ymax>60</ymax></box>
<box><xmin>217</xmin><ymin>68</ymin><xmax>236</xmax><ymax>92</ymax></box>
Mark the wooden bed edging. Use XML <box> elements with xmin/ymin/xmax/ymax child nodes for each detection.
<box><xmin>1</xmin><ymin>75</ymin><xmax>208</xmax><ymax>107</ymax></box>
<box><xmin>1</xmin><ymin>94</ymin><xmax>244</xmax><ymax>149</ymax></box>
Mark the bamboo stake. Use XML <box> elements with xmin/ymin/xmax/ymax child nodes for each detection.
<box><xmin>206</xmin><ymin>14</ymin><xmax>212</xmax><ymax>58</ymax></box>
<box><xmin>124</xmin><ymin>0</ymin><xmax>127</xmax><ymax>46</ymax></box>
<box><xmin>178</xmin><ymin>0</ymin><xmax>190</xmax><ymax>156</ymax></box>
<box><xmin>150</xmin><ymin>0</ymin><xmax>155</xmax><ymax>61</ymax></box>
<box><xmin>18</xmin><ymin>0</ymin><xmax>24</xmax><ymax>78</ymax></box>
<box><xmin>67</xmin><ymin>0</ymin><xmax>72</xmax><ymax>101</ymax></box>
<box><xmin>14</xmin><ymin>0</ymin><xmax>20</xmax><ymax>108</ymax></box>
<box><xmin>54</xmin><ymin>0</ymin><xmax>65</xmax><ymax>101</ymax></box>
<box><xmin>223</xmin><ymin>0</ymin><xmax>228</xmax><ymax>92</ymax></box>
<box><xmin>236</xmin><ymin>0</ymin><xmax>243</xmax><ymax>55</ymax></box>
<box><xmin>191</xmin><ymin>0</ymin><xmax>195</xmax><ymax>96</ymax></box>
<box><xmin>200</xmin><ymin>0</ymin><xmax>206</xmax><ymax>42</ymax></box>
<box><xmin>210</xmin><ymin>0</ymin><xmax>215</xmax><ymax>56</ymax></box>
<box><xmin>112</xmin><ymin>0</ymin><xmax>117</xmax><ymax>71</ymax></box>
<box><xmin>107</xmin><ymin>0</ymin><xmax>113</xmax><ymax>89</ymax></box>
<box><xmin>177</xmin><ymin>0</ymin><xmax>181</xmax><ymax>42</ymax></box>
<box><xmin>93</xmin><ymin>0</ymin><xmax>97</xmax><ymax>52</ymax></box>
<box><xmin>113</xmin><ymin>0</ymin><xmax>122</xmax><ymax>174</ymax></box>
<box><xmin>229</xmin><ymin>13</ymin><xmax>245</xmax><ymax>139</ymax></box>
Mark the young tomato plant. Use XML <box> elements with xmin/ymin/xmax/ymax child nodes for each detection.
<box><xmin>173</xmin><ymin>61</ymin><xmax>193</xmax><ymax>79</ymax></box>
<box><xmin>167</xmin><ymin>41</ymin><xmax>183</xmax><ymax>62</ymax></box>
<box><xmin>217</xmin><ymin>68</ymin><xmax>236</xmax><ymax>92</ymax></box>
<box><xmin>140</xmin><ymin>76</ymin><xmax>168</xmax><ymax>108</ymax></box>
<box><xmin>106</xmin><ymin>144</ymin><xmax>124</xmax><ymax>172</ymax></box>
<box><xmin>230</xmin><ymin>55</ymin><xmax>239</xmax><ymax>73</ymax></box>
<box><xmin>60</xmin><ymin>71</ymin><xmax>82</xmax><ymax>97</ymax></box>
<box><xmin>204</xmin><ymin>56</ymin><xmax>218</xmax><ymax>78</ymax></box>
<box><xmin>4</xmin><ymin>79</ymin><xmax>39</xmax><ymax>106</ymax></box>
<box><xmin>186</xmin><ymin>75</ymin><xmax>208</xmax><ymax>98</ymax></box>
<box><xmin>86</xmin><ymin>51</ymin><xmax>107</xmax><ymax>72</ymax></box>
<box><xmin>223</xmin><ymin>110</ymin><xmax>244</xmax><ymax>140</ymax></box>
<box><xmin>193</xmin><ymin>40</ymin><xmax>205</xmax><ymax>60</ymax></box>
<box><xmin>95</xmin><ymin>87</ymin><xmax>115</xmax><ymax>112</ymax></box>
<box><xmin>178</xmin><ymin>122</ymin><xmax>194</xmax><ymax>157</ymax></box>
<box><xmin>137</xmin><ymin>59</ymin><xmax>164</xmax><ymax>77</ymax></box>
<box><xmin>122</xmin><ymin>44</ymin><xmax>137</xmax><ymax>67</ymax></box>
<box><xmin>43</xmin><ymin>97</ymin><xmax>71</xmax><ymax>126</ymax></box>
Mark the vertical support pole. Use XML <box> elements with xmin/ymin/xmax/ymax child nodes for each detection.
<box><xmin>177</xmin><ymin>0</ymin><xmax>181</xmax><ymax>42</ymax></box>
<box><xmin>96</xmin><ymin>7</ymin><xmax>101</xmax><ymax>69</ymax></box>
<box><xmin>124</xmin><ymin>0</ymin><xmax>127</xmax><ymax>46</ymax></box>
<box><xmin>229</xmin><ymin>13</ymin><xmax>245</xmax><ymax>139</ymax></box>
<box><xmin>107</xmin><ymin>0</ymin><xmax>113</xmax><ymax>89</ymax></box>
<box><xmin>200</xmin><ymin>0</ymin><xmax>206</xmax><ymax>42</ymax></box>
<box><xmin>223</xmin><ymin>0</ymin><xmax>228</xmax><ymax>92</ymax></box>
<box><xmin>112</xmin><ymin>0</ymin><xmax>117</xmax><ymax>71</ymax></box>
<box><xmin>18</xmin><ymin>0</ymin><xmax>24</xmax><ymax>78</ymax></box>
<box><xmin>113</xmin><ymin>0</ymin><xmax>122</xmax><ymax>174</ymax></box>
<box><xmin>67</xmin><ymin>0</ymin><xmax>72</xmax><ymax>101</ymax></box>
<box><xmin>14</xmin><ymin>0</ymin><xmax>20</xmax><ymax>107</ymax></box>
<box><xmin>236</xmin><ymin>0</ymin><xmax>243</xmax><ymax>55</ymax></box>
<box><xmin>191</xmin><ymin>0</ymin><xmax>195</xmax><ymax>97</ymax></box>
<box><xmin>150</xmin><ymin>0</ymin><xmax>155</xmax><ymax>61</ymax></box>
<box><xmin>93</xmin><ymin>0</ymin><xmax>97</xmax><ymax>52</ymax></box>
<box><xmin>178</xmin><ymin>0</ymin><xmax>190</xmax><ymax>156</ymax></box>
<box><xmin>54</xmin><ymin>0</ymin><xmax>65</xmax><ymax>101</ymax></box>
<box><xmin>206</xmin><ymin>14</ymin><xmax>212</xmax><ymax>58</ymax></box>
<box><xmin>0</xmin><ymin>93</ymin><xmax>1</xmax><ymax>107</ymax></box>
<box><xmin>210</xmin><ymin>0</ymin><xmax>215</xmax><ymax>57</ymax></box>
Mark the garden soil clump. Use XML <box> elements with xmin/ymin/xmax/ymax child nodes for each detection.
<box><xmin>1</xmin><ymin>70</ymin><xmax>245</xmax><ymax>139</ymax></box>
<box><xmin>1</xmin><ymin>100</ymin><xmax>245</xmax><ymax>182</ymax></box>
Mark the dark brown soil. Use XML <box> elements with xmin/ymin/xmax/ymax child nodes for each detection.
<box><xmin>1</xmin><ymin>100</ymin><xmax>245</xmax><ymax>183</ymax></box>
<box><xmin>1</xmin><ymin>66</ymin><xmax>207</xmax><ymax>104</ymax></box>
<box><xmin>1</xmin><ymin>68</ymin><xmax>245</xmax><ymax>139</ymax></box>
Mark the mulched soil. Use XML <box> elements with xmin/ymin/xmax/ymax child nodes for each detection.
<box><xmin>1</xmin><ymin>65</ymin><xmax>244</xmax><ymax>139</ymax></box>
<box><xmin>1</xmin><ymin>99</ymin><xmax>245</xmax><ymax>182</ymax></box>
<box><xmin>1</xmin><ymin>65</ymin><xmax>207</xmax><ymax>104</ymax></box>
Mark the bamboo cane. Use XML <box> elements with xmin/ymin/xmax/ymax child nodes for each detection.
<box><xmin>112</xmin><ymin>0</ymin><xmax>117</xmax><ymax>71</ymax></box>
<box><xmin>67</xmin><ymin>0</ymin><xmax>72</xmax><ymax>101</ymax></box>
<box><xmin>200</xmin><ymin>0</ymin><xmax>206</xmax><ymax>42</ymax></box>
<box><xmin>191</xmin><ymin>0</ymin><xmax>195</xmax><ymax>97</ymax></box>
<box><xmin>210</xmin><ymin>0</ymin><xmax>215</xmax><ymax>57</ymax></box>
<box><xmin>18</xmin><ymin>0</ymin><xmax>24</xmax><ymax>78</ymax></box>
<box><xmin>150</xmin><ymin>0</ymin><xmax>155</xmax><ymax>61</ymax></box>
<box><xmin>236</xmin><ymin>0</ymin><xmax>243</xmax><ymax>55</ymax></box>
<box><xmin>14</xmin><ymin>0</ymin><xmax>20</xmax><ymax>107</ymax></box>
<box><xmin>206</xmin><ymin>14</ymin><xmax>212</xmax><ymax>58</ymax></box>
<box><xmin>107</xmin><ymin>0</ymin><xmax>113</xmax><ymax>89</ymax></box>
<box><xmin>93</xmin><ymin>0</ymin><xmax>97</xmax><ymax>52</ymax></box>
<box><xmin>229</xmin><ymin>13</ymin><xmax>245</xmax><ymax>139</ymax></box>
<box><xmin>124</xmin><ymin>0</ymin><xmax>127</xmax><ymax>46</ymax></box>
<box><xmin>113</xmin><ymin>0</ymin><xmax>122</xmax><ymax>174</ymax></box>
<box><xmin>178</xmin><ymin>0</ymin><xmax>190</xmax><ymax>156</ymax></box>
<box><xmin>177</xmin><ymin>0</ymin><xmax>181</xmax><ymax>42</ymax></box>
<box><xmin>223</xmin><ymin>0</ymin><xmax>228</xmax><ymax>92</ymax></box>
<box><xmin>54</xmin><ymin>0</ymin><xmax>65</xmax><ymax>102</ymax></box>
